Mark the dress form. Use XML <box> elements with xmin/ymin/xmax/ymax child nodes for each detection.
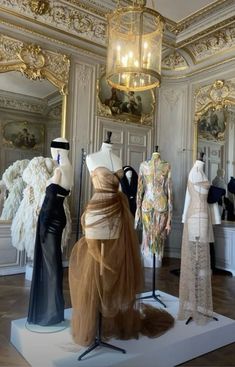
<box><xmin>178</xmin><ymin>159</ymin><xmax>218</xmax><ymax>324</ymax></box>
<box><xmin>50</xmin><ymin>137</ymin><xmax>73</xmax><ymax>191</ymax></box>
<box><xmin>84</xmin><ymin>136</ymin><xmax>123</xmax><ymax>242</ymax></box>
<box><xmin>27</xmin><ymin>137</ymin><xmax>72</xmax><ymax>330</ymax></box>
<box><xmin>135</xmin><ymin>150</ymin><xmax>172</xmax><ymax>267</ymax></box>
<box><xmin>86</xmin><ymin>142</ymin><xmax>122</xmax><ymax>173</ymax></box>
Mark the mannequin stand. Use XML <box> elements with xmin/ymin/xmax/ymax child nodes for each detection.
<box><xmin>76</xmin><ymin>148</ymin><xmax>86</xmax><ymax>241</ymax></box>
<box><xmin>78</xmin><ymin>312</ymin><xmax>126</xmax><ymax>360</ymax></box>
<box><xmin>186</xmin><ymin>315</ymin><xmax>218</xmax><ymax>325</ymax></box>
<box><xmin>137</xmin><ymin>254</ymin><xmax>166</xmax><ymax>308</ymax></box>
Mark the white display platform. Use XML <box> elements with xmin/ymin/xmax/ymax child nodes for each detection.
<box><xmin>11</xmin><ymin>291</ymin><xmax>235</xmax><ymax>367</ymax></box>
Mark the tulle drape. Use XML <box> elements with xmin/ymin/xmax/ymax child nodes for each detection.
<box><xmin>69</xmin><ymin>169</ymin><xmax>174</xmax><ymax>346</ymax></box>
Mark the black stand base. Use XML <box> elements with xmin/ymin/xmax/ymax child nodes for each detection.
<box><xmin>138</xmin><ymin>291</ymin><xmax>166</xmax><ymax>308</ymax></box>
<box><xmin>78</xmin><ymin>339</ymin><xmax>126</xmax><ymax>361</ymax></box>
<box><xmin>78</xmin><ymin>313</ymin><xmax>126</xmax><ymax>361</ymax></box>
<box><xmin>138</xmin><ymin>254</ymin><xmax>166</xmax><ymax>308</ymax></box>
<box><xmin>185</xmin><ymin>315</ymin><xmax>218</xmax><ymax>325</ymax></box>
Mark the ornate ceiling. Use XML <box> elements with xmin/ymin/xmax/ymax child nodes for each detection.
<box><xmin>0</xmin><ymin>0</ymin><xmax>234</xmax><ymax>76</ymax></box>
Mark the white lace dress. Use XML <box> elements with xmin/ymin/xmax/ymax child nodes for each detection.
<box><xmin>11</xmin><ymin>157</ymin><xmax>72</xmax><ymax>260</ymax></box>
<box><xmin>178</xmin><ymin>179</ymin><xmax>214</xmax><ymax>324</ymax></box>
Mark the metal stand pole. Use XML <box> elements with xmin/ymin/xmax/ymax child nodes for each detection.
<box><xmin>137</xmin><ymin>253</ymin><xmax>166</xmax><ymax>308</ymax></box>
<box><xmin>75</xmin><ymin>148</ymin><xmax>86</xmax><ymax>241</ymax></box>
<box><xmin>78</xmin><ymin>313</ymin><xmax>126</xmax><ymax>360</ymax></box>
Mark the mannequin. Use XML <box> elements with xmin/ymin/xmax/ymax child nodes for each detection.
<box><xmin>69</xmin><ymin>133</ymin><xmax>174</xmax><ymax>347</ymax></box>
<box><xmin>178</xmin><ymin>159</ymin><xmax>220</xmax><ymax>325</ymax></box>
<box><xmin>212</xmin><ymin>168</ymin><xmax>226</xmax><ymax>190</ymax></box>
<box><xmin>27</xmin><ymin>137</ymin><xmax>73</xmax><ymax>326</ymax></box>
<box><xmin>135</xmin><ymin>149</ymin><xmax>172</xmax><ymax>266</ymax></box>
<box><xmin>86</xmin><ymin>136</ymin><xmax>122</xmax><ymax>174</ymax></box>
<box><xmin>85</xmin><ymin>135</ymin><xmax>122</xmax><ymax>240</ymax></box>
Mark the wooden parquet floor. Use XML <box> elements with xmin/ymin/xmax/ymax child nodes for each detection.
<box><xmin>0</xmin><ymin>258</ymin><xmax>235</xmax><ymax>367</ymax></box>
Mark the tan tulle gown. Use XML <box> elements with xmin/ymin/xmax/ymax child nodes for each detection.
<box><xmin>69</xmin><ymin>167</ymin><xmax>174</xmax><ymax>346</ymax></box>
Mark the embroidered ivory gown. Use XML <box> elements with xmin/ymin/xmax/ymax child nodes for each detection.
<box><xmin>178</xmin><ymin>160</ymin><xmax>220</xmax><ymax>324</ymax></box>
<box><xmin>69</xmin><ymin>166</ymin><xmax>174</xmax><ymax>346</ymax></box>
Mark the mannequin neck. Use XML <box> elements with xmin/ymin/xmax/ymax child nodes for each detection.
<box><xmin>100</xmin><ymin>142</ymin><xmax>112</xmax><ymax>152</ymax></box>
<box><xmin>151</xmin><ymin>152</ymin><xmax>161</xmax><ymax>160</ymax></box>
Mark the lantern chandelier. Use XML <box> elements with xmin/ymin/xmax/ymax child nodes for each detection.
<box><xmin>106</xmin><ymin>0</ymin><xmax>165</xmax><ymax>92</ymax></box>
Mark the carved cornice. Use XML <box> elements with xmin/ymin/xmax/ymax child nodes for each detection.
<box><xmin>0</xmin><ymin>91</ymin><xmax>47</xmax><ymax>114</ymax></box>
<box><xmin>165</xmin><ymin>0</ymin><xmax>231</xmax><ymax>35</ymax></box>
<box><xmin>0</xmin><ymin>34</ymin><xmax>70</xmax><ymax>94</ymax></box>
<box><xmin>0</xmin><ymin>0</ymin><xmax>106</xmax><ymax>46</ymax></box>
<box><xmin>186</xmin><ymin>23</ymin><xmax>235</xmax><ymax>62</ymax></box>
<box><xmin>0</xmin><ymin>1</ymin><xmax>234</xmax><ymax>74</ymax></box>
<box><xmin>162</xmin><ymin>51</ymin><xmax>188</xmax><ymax>70</ymax></box>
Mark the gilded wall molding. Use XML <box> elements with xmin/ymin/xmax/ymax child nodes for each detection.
<box><xmin>0</xmin><ymin>34</ymin><xmax>70</xmax><ymax>94</ymax></box>
<box><xmin>195</xmin><ymin>80</ymin><xmax>235</xmax><ymax>116</ymax></box>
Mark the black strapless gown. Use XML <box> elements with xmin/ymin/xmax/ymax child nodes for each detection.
<box><xmin>27</xmin><ymin>183</ymin><xmax>70</xmax><ymax>326</ymax></box>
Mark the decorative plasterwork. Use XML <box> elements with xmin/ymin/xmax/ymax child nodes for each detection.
<box><xmin>162</xmin><ymin>89</ymin><xmax>180</xmax><ymax>107</ymax></box>
<box><xmin>0</xmin><ymin>0</ymin><xmax>106</xmax><ymax>46</ymax></box>
<box><xmin>162</xmin><ymin>51</ymin><xmax>188</xmax><ymax>70</ymax></box>
<box><xmin>187</xmin><ymin>23</ymin><xmax>235</xmax><ymax>62</ymax></box>
<box><xmin>76</xmin><ymin>64</ymin><xmax>92</xmax><ymax>90</ymax></box>
<box><xmin>0</xmin><ymin>34</ymin><xmax>70</xmax><ymax>94</ymax></box>
<box><xmin>195</xmin><ymin>80</ymin><xmax>235</xmax><ymax>116</ymax></box>
<box><xmin>28</xmin><ymin>0</ymin><xmax>50</xmax><ymax>15</ymax></box>
<box><xmin>0</xmin><ymin>91</ymin><xmax>47</xmax><ymax>114</ymax></box>
<box><xmin>0</xmin><ymin>0</ymin><xmax>234</xmax><ymax>73</ymax></box>
<box><xmin>48</xmin><ymin>104</ymin><xmax>62</xmax><ymax>119</ymax></box>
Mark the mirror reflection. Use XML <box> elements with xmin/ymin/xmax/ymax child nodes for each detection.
<box><xmin>0</xmin><ymin>71</ymin><xmax>62</xmax><ymax>221</ymax></box>
<box><xmin>197</xmin><ymin>105</ymin><xmax>235</xmax><ymax>222</ymax></box>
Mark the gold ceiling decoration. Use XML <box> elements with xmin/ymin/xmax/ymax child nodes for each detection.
<box><xmin>106</xmin><ymin>0</ymin><xmax>165</xmax><ymax>91</ymax></box>
<box><xmin>28</xmin><ymin>0</ymin><xmax>50</xmax><ymax>16</ymax></box>
<box><xmin>0</xmin><ymin>34</ymin><xmax>70</xmax><ymax>95</ymax></box>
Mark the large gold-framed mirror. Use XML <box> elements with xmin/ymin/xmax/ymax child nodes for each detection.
<box><xmin>194</xmin><ymin>79</ymin><xmax>235</xmax><ymax>221</ymax></box>
<box><xmin>0</xmin><ymin>34</ymin><xmax>70</xmax><ymax>222</ymax></box>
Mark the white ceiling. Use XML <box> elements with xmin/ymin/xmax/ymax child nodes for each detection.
<box><xmin>0</xmin><ymin>72</ymin><xmax>57</xmax><ymax>98</ymax></box>
<box><xmin>146</xmin><ymin>0</ymin><xmax>218</xmax><ymax>22</ymax></box>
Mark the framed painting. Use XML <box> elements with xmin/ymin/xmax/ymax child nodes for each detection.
<box><xmin>3</xmin><ymin>121</ymin><xmax>44</xmax><ymax>149</ymax></box>
<box><xmin>97</xmin><ymin>73</ymin><xmax>155</xmax><ymax>125</ymax></box>
<box><xmin>198</xmin><ymin>108</ymin><xmax>226</xmax><ymax>142</ymax></box>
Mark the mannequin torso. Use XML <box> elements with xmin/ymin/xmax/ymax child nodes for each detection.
<box><xmin>86</xmin><ymin>143</ymin><xmax>122</xmax><ymax>173</ymax></box>
<box><xmin>84</xmin><ymin>142</ymin><xmax>123</xmax><ymax>240</ymax></box>
<box><xmin>49</xmin><ymin>138</ymin><xmax>73</xmax><ymax>191</ymax></box>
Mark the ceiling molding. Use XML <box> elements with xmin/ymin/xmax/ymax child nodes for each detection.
<box><xmin>165</xmin><ymin>0</ymin><xmax>230</xmax><ymax>35</ymax></box>
<box><xmin>0</xmin><ymin>0</ymin><xmax>234</xmax><ymax>76</ymax></box>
